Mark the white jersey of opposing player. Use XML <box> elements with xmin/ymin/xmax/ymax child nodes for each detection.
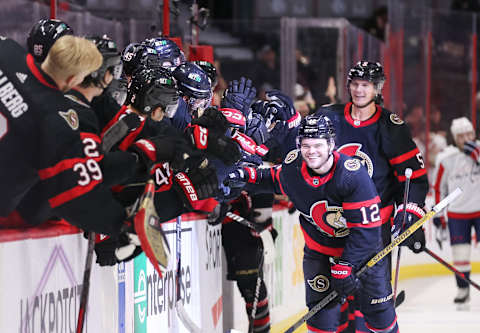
<box><xmin>433</xmin><ymin>142</ymin><xmax>480</xmax><ymax>215</ymax></box>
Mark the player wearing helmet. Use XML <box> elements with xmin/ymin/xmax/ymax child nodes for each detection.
<box><xmin>225</xmin><ymin>114</ymin><xmax>399</xmax><ymax>333</ymax></box>
<box><xmin>27</xmin><ymin>18</ymin><xmax>74</xmax><ymax>63</ymax></box>
<box><xmin>143</xmin><ymin>37</ymin><xmax>186</xmax><ymax>70</ymax></box>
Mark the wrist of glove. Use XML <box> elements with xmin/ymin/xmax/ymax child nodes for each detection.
<box><xmin>393</xmin><ymin>203</ymin><xmax>426</xmax><ymax>253</ymax></box>
<box><xmin>463</xmin><ymin>141</ymin><xmax>480</xmax><ymax>164</ymax></box>
<box><xmin>330</xmin><ymin>259</ymin><xmax>360</xmax><ymax>296</ymax></box>
<box><xmin>173</xmin><ymin>166</ymin><xmax>219</xmax><ymax>210</ymax></box>
<box><xmin>224</xmin><ymin>167</ymin><xmax>258</xmax><ymax>189</ymax></box>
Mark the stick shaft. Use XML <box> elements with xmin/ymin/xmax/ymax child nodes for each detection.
<box><xmin>76</xmin><ymin>232</ymin><xmax>95</xmax><ymax>333</ymax></box>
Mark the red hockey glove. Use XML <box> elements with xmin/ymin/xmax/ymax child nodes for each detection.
<box><xmin>173</xmin><ymin>165</ymin><xmax>219</xmax><ymax>210</ymax></box>
<box><xmin>393</xmin><ymin>203</ymin><xmax>426</xmax><ymax>253</ymax></box>
<box><xmin>463</xmin><ymin>141</ymin><xmax>480</xmax><ymax>164</ymax></box>
<box><xmin>330</xmin><ymin>259</ymin><xmax>360</xmax><ymax>296</ymax></box>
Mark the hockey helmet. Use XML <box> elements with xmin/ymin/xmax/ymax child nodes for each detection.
<box><xmin>27</xmin><ymin>19</ymin><xmax>73</xmax><ymax>62</ymax></box>
<box><xmin>173</xmin><ymin>62</ymin><xmax>212</xmax><ymax>116</ymax></box>
<box><xmin>83</xmin><ymin>35</ymin><xmax>123</xmax><ymax>87</ymax></box>
<box><xmin>192</xmin><ymin>60</ymin><xmax>217</xmax><ymax>88</ymax></box>
<box><xmin>296</xmin><ymin>114</ymin><xmax>335</xmax><ymax>148</ymax></box>
<box><xmin>143</xmin><ymin>37</ymin><xmax>186</xmax><ymax>69</ymax></box>
<box><xmin>121</xmin><ymin>43</ymin><xmax>156</xmax><ymax>77</ymax></box>
<box><xmin>450</xmin><ymin>117</ymin><xmax>474</xmax><ymax>138</ymax></box>
<box><xmin>127</xmin><ymin>67</ymin><xmax>180</xmax><ymax>118</ymax></box>
<box><xmin>347</xmin><ymin>61</ymin><xmax>386</xmax><ymax>90</ymax></box>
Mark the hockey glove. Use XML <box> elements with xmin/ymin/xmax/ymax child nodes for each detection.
<box><xmin>393</xmin><ymin>203</ymin><xmax>426</xmax><ymax>253</ymax></box>
<box><xmin>330</xmin><ymin>259</ymin><xmax>360</xmax><ymax>297</ymax></box>
<box><xmin>186</xmin><ymin>124</ymin><xmax>241</xmax><ymax>166</ymax></box>
<box><xmin>433</xmin><ymin>217</ymin><xmax>448</xmax><ymax>249</ymax></box>
<box><xmin>245</xmin><ymin>113</ymin><xmax>270</xmax><ymax>145</ymax></box>
<box><xmin>173</xmin><ymin>165</ymin><xmax>219</xmax><ymax>210</ymax></box>
<box><xmin>222</xmin><ymin>77</ymin><xmax>257</xmax><ymax>117</ymax></box>
<box><xmin>207</xmin><ymin>203</ymin><xmax>230</xmax><ymax>226</ymax></box>
<box><xmin>463</xmin><ymin>141</ymin><xmax>480</xmax><ymax>164</ymax></box>
<box><xmin>224</xmin><ymin>166</ymin><xmax>258</xmax><ymax>189</ymax></box>
<box><xmin>93</xmin><ymin>233</ymin><xmax>142</xmax><ymax>266</ymax></box>
<box><xmin>265</xmin><ymin>90</ymin><xmax>301</xmax><ymax>129</ymax></box>
<box><xmin>191</xmin><ymin>106</ymin><xmax>230</xmax><ymax>134</ymax></box>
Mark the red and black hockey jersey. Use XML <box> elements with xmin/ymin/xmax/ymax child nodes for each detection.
<box><xmin>0</xmin><ymin>38</ymin><xmax>126</xmax><ymax>234</ymax></box>
<box><xmin>246</xmin><ymin>151</ymin><xmax>382</xmax><ymax>267</ymax></box>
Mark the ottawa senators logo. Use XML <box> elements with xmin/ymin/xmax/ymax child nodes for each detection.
<box><xmin>284</xmin><ymin>149</ymin><xmax>299</xmax><ymax>164</ymax></box>
<box><xmin>338</xmin><ymin>143</ymin><xmax>373</xmax><ymax>178</ymax></box>
<box><xmin>390</xmin><ymin>113</ymin><xmax>404</xmax><ymax>125</ymax></box>
<box><xmin>310</xmin><ymin>201</ymin><xmax>349</xmax><ymax>238</ymax></box>
<box><xmin>307</xmin><ymin>275</ymin><xmax>329</xmax><ymax>292</ymax></box>
<box><xmin>58</xmin><ymin>109</ymin><xmax>79</xmax><ymax>130</ymax></box>
<box><xmin>344</xmin><ymin>158</ymin><xmax>361</xmax><ymax>171</ymax></box>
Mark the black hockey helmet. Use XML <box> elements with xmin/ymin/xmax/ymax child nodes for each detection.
<box><xmin>172</xmin><ymin>62</ymin><xmax>211</xmax><ymax>99</ymax></box>
<box><xmin>192</xmin><ymin>60</ymin><xmax>217</xmax><ymax>88</ymax></box>
<box><xmin>27</xmin><ymin>19</ymin><xmax>73</xmax><ymax>62</ymax></box>
<box><xmin>296</xmin><ymin>114</ymin><xmax>335</xmax><ymax>148</ymax></box>
<box><xmin>121</xmin><ymin>43</ymin><xmax>156</xmax><ymax>77</ymax></box>
<box><xmin>127</xmin><ymin>67</ymin><xmax>180</xmax><ymax>118</ymax></box>
<box><xmin>82</xmin><ymin>35</ymin><xmax>123</xmax><ymax>87</ymax></box>
<box><xmin>143</xmin><ymin>37</ymin><xmax>186</xmax><ymax>69</ymax></box>
<box><xmin>347</xmin><ymin>61</ymin><xmax>386</xmax><ymax>89</ymax></box>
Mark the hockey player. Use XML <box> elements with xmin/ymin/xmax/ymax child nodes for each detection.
<box><xmin>226</xmin><ymin>115</ymin><xmax>399</xmax><ymax>333</ymax></box>
<box><xmin>0</xmin><ymin>35</ymin><xmax>131</xmax><ymax>236</ymax></box>
<box><xmin>27</xmin><ymin>18</ymin><xmax>74</xmax><ymax>63</ymax></box>
<box><xmin>433</xmin><ymin>117</ymin><xmax>480</xmax><ymax>307</ymax></box>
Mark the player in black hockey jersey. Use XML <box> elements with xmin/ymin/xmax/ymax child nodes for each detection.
<box><xmin>226</xmin><ymin>115</ymin><xmax>399</xmax><ymax>333</ymax></box>
<box><xmin>0</xmin><ymin>35</ymin><xmax>131</xmax><ymax>235</ymax></box>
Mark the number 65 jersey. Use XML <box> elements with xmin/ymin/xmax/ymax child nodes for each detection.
<box><xmin>247</xmin><ymin>151</ymin><xmax>382</xmax><ymax>267</ymax></box>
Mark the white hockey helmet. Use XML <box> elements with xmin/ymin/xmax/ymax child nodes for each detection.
<box><xmin>450</xmin><ymin>117</ymin><xmax>474</xmax><ymax>138</ymax></box>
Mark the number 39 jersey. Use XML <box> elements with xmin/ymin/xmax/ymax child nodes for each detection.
<box><xmin>252</xmin><ymin>151</ymin><xmax>382</xmax><ymax>267</ymax></box>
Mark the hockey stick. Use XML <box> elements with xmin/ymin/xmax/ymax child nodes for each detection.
<box><xmin>283</xmin><ymin>187</ymin><xmax>462</xmax><ymax>333</ymax></box>
<box><xmin>225</xmin><ymin>211</ymin><xmax>276</xmax><ymax>265</ymax></box>
<box><xmin>424</xmin><ymin>247</ymin><xmax>480</xmax><ymax>292</ymax></box>
<box><xmin>248</xmin><ymin>247</ymin><xmax>266</xmax><ymax>333</ymax></box>
<box><xmin>76</xmin><ymin>232</ymin><xmax>95</xmax><ymax>333</ymax></box>
<box><xmin>394</xmin><ymin>290</ymin><xmax>405</xmax><ymax>308</ymax></box>
<box><xmin>393</xmin><ymin>168</ymin><xmax>412</xmax><ymax>303</ymax></box>
<box><xmin>134</xmin><ymin>180</ymin><xmax>171</xmax><ymax>277</ymax></box>
<box><xmin>175</xmin><ymin>215</ymin><xmax>202</xmax><ymax>333</ymax></box>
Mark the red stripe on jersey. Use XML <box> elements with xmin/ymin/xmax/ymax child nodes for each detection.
<box><xmin>48</xmin><ymin>179</ymin><xmax>101</xmax><ymax>208</ymax></box>
<box><xmin>389</xmin><ymin>148</ymin><xmax>420</xmax><ymax>165</ymax></box>
<box><xmin>434</xmin><ymin>164</ymin><xmax>445</xmax><ymax>205</ymax></box>
<box><xmin>253</xmin><ymin>315</ymin><xmax>270</xmax><ymax>327</ymax></box>
<box><xmin>306</xmin><ymin>324</ymin><xmax>336</xmax><ymax>333</ymax></box>
<box><xmin>118</xmin><ymin>119</ymin><xmax>145</xmax><ymax>151</ymax></box>
<box><xmin>300</xmin><ymin>225</ymin><xmax>344</xmax><ymax>257</ymax></box>
<box><xmin>396</xmin><ymin>168</ymin><xmax>427</xmax><ymax>181</ymax></box>
<box><xmin>38</xmin><ymin>155</ymin><xmax>103</xmax><ymax>180</ymax></box>
<box><xmin>342</xmin><ymin>196</ymin><xmax>380</xmax><ymax>210</ymax></box>
<box><xmin>275</xmin><ymin>166</ymin><xmax>287</xmax><ymax>196</ymax></box>
<box><xmin>101</xmin><ymin>105</ymin><xmax>126</xmax><ymax>138</ymax></box>
<box><xmin>348</xmin><ymin>205</ymin><xmax>393</xmax><ymax>228</ymax></box>
<box><xmin>448</xmin><ymin>211</ymin><xmax>480</xmax><ymax>219</ymax></box>
<box><xmin>26</xmin><ymin>54</ymin><xmax>58</xmax><ymax>90</ymax></box>
<box><xmin>246</xmin><ymin>297</ymin><xmax>268</xmax><ymax>308</ymax></box>
<box><xmin>79</xmin><ymin>132</ymin><xmax>101</xmax><ymax>143</ymax></box>
<box><xmin>344</xmin><ymin>103</ymin><xmax>382</xmax><ymax>127</ymax></box>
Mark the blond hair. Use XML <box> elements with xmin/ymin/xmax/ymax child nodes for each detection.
<box><xmin>43</xmin><ymin>35</ymin><xmax>102</xmax><ymax>80</ymax></box>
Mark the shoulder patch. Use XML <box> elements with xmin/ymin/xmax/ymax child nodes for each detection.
<box><xmin>390</xmin><ymin>113</ymin><xmax>404</xmax><ymax>125</ymax></box>
<box><xmin>344</xmin><ymin>158</ymin><xmax>361</xmax><ymax>171</ymax></box>
<box><xmin>284</xmin><ymin>149</ymin><xmax>299</xmax><ymax>164</ymax></box>
<box><xmin>58</xmin><ymin>109</ymin><xmax>79</xmax><ymax>130</ymax></box>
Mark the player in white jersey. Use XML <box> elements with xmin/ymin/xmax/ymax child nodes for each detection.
<box><xmin>433</xmin><ymin>117</ymin><xmax>480</xmax><ymax>306</ymax></box>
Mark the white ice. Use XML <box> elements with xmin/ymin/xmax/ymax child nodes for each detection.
<box><xmin>395</xmin><ymin>274</ymin><xmax>480</xmax><ymax>332</ymax></box>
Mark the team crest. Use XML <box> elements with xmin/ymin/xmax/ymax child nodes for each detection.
<box><xmin>310</xmin><ymin>201</ymin><xmax>350</xmax><ymax>238</ymax></box>
<box><xmin>307</xmin><ymin>275</ymin><xmax>329</xmax><ymax>292</ymax></box>
<box><xmin>390</xmin><ymin>113</ymin><xmax>404</xmax><ymax>125</ymax></box>
<box><xmin>284</xmin><ymin>150</ymin><xmax>299</xmax><ymax>164</ymax></box>
<box><xmin>344</xmin><ymin>158</ymin><xmax>361</xmax><ymax>171</ymax></box>
<box><xmin>58</xmin><ymin>109</ymin><xmax>79</xmax><ymax>130</ymax></box>
<box><xmin>338</xmin><ymin>143</ymin><xmax>374</xmax><ymax>177</ymax></box>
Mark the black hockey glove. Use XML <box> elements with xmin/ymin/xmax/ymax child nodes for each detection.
<box><xmin>265</xmin><ymin>90</ymin><xmax>301</xmax><ymax>129</ymax></box>
<box><xmin>173</xmin><ymin>164</ymin><xmax>219</xmax><ymax>210</ymax></box>
<box><xmin>463</xmin><ymin>141</ymin><xmax>480</xmax><ymax>164</ymax></box>
<box><xmin>245</xmin><ymin>113</ymin><xmax>270</xmax><ymax>145</ymax></box>
<box><xmin>186</xmin><ymin>124</ymin><xmax>241</xmax><ymax>166</ymax></box>
<box><xmin>330</xmin><ymin>258</ymin><xmax>360</xmax><ymax>297</ymax></box>
<box><xmin>222</xmin><ymin>77</ymin><xmax>256</xmax><ymax>117</ymax></box>
<box><xmin>207</xmin><ymin>202</ymin><xmax>230</xmax><ymax>226</ymax></box>
<box><xmin>191</xmin><ymin>106</ymin><xmax>230</xmax><ymax>134</ymax></box>
<box><xmin>393</xmin><ymin>203</ymin><xmax>426</xmax><ymax>253</ymax></box>
<box><xmin>93</xmin><ymin>232</ymin><xmax>142</xmax><ymax>266</ymax></box>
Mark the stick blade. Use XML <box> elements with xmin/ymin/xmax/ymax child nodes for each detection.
<box><xmin>395</xmin><ymin>290</ymin><xmax>405</xmax><ymax>308</ymax></box>
<box><xmin>134</xmin><ymin>180</ymin><xmax>171</xmax><ymax>277</ymax></box>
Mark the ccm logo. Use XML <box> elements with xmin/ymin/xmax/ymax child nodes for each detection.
<box><xmin>194</xmin><ymin>125</ymin><xmax>208</xmax><ymax>149</ymax></box>
<box><xmin>331</xmin><ymin>269</ymin><xmax>349</xmax><ymax>276</ymax></box>
<box><xmin>175</xmin><ymin>173</ymin><xmax>198</xmax><ymax>202</ymax></box>
<box><xmin>220</xmin><ymin>108</ymin><xmax>246</xmax><ymax>126</ymax></box>
<box><xmin>232</xmin><ymin>131</ymin><xmax>256</xmax><ymax>155</ymax></box>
